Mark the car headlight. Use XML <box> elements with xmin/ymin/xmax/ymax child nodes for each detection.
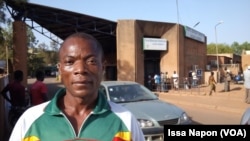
<box><xmin>138</xmin><ymin>119</ymin><xmax>154</xmax><ymax>127</ymax></box>
<box><xmin>179</xmin><ymin>112</ymin><xmax>190</xmax><ymax>124</ymax></box>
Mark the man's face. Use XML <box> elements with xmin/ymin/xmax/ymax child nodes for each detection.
<box><xmin>58</xmin><ymin>37</ymin><xmax>104</xmax><ymax>98</ymax></box>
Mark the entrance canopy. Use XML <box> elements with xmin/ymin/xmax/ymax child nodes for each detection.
<box><xmin>5</xmin><ymin>0</ymin><xmax>117</xmax><ymax>43</ymax></box>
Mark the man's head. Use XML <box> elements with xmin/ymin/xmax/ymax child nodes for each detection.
<box><xmin>14</xmin><ymin>70</ymin><xmax>23</xmax><ymax>81</ymax></box>
<box><xmin>35</xmin><ymin>70</ymin><xmax>45</xmax><ymax>81</ymax></box>
<box><xmin>211</xmin><ymin>71</ymin><xmax>214</xmax><ymax>75</ymax></box>
<box><xmin>57</xmin><ymin>32</ymin><xmax>105</xmax><ymax>99</ymax></box>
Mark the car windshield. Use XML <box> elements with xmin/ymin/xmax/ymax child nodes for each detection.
<box><xmin>107</xmin><ymin>84</ymin><xmax>158</xmax><ymax>103</ymax></box>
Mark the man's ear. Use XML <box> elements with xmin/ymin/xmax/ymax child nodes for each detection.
<box><xmin>57</xmin><ymin>63</ymin><xmax>61</xmax><ymax>74</ymax></box>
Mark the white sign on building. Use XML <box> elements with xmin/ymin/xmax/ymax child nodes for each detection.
<box><xmin>142</xmin><ymin>38</ymin><xmax>167</xmax><ymax>51</ymax></box>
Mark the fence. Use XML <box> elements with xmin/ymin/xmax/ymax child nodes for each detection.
<box><xmin>150</xmin><ymin>77</ymin><xmax>207</xmax><ymax>95</ymax></box>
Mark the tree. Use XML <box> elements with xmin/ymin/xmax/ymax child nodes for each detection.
<box><xmin>207</xmin><ymin>42</ymin><xmax>250</xmax><ymax>55</ymax></box>
<box><xmin>0</xmin><ymin>24</ymin><xmax>13</xmax><ymax>61</ymax></box>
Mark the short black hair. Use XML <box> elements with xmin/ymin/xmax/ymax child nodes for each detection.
<box><xmin>35</xmin><ymin>70</ymin><xmax>45</xmax><ymax>80</ymax></box>
<box><xmin>14</xmin><ymin>70</ymin><xmax>23</xmax><ymax>81</ymax></box>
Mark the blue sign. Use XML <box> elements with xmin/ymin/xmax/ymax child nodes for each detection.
<box><xmin>196</xmin><ymin>69</ymin><xmax>202</xmax><ymax>76</ymax></box>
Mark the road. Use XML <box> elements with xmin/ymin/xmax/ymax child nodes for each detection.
<box><xmin>157</xmin><ymin>83</ymin><xmax>249</xmax><ymax>125</ymax></box>
<box><xmin>174</xmin><ymin>103</ymin><xmax>241</xmax><ymax>124</ymax></box>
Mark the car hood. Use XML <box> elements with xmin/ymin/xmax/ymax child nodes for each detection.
<box><xmin>119</xmin><ymin>99</ymin><xmax>184</xmax><ymax>121</ymax></box>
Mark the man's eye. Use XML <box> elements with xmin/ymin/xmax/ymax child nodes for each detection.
<box><xmin>86</xmin><ymin>58</ymin><xmax>97</xmax><ymax>65</ymax></box>
<box><xmin>64</xmin><ymin>60</ymin><xmax>74</xmax><ymax>65</ymax></box>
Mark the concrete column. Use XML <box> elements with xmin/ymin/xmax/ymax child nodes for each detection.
<box><xmin>116</xmin><ymin>20</ymin><xmax>137</xmax><ymax>82</ymax></box>
<box><xmin>13</xmin><ymin>21</ymin><xmax>28</xmax><ymax>87</ymax></box>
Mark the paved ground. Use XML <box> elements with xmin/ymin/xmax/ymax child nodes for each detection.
<box><xmin>157</xmin><ymin>82</ymin><xmax>249</xmax><ymax>115</ymax></box>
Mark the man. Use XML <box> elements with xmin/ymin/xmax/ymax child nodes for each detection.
<box><xmin>172</xmin><ymin>71</ymin><xmax>179</xmax><ymax>90</ymax></box>
<box><xmin>224</xmin><ymin>69</ymin><xmax>231</xmax><ymax>92</ymax></box>
<box><xmin>192</xmin><ymin>70</ymin><xmax>198</xmax><ymax>87</ymax></box>
<box><xmin>29</xmin><ymin>70</ymin><xmax>48</xmax><ymax>106</ymax></box>
<box><xmin>244</xmin><ymin>66</ymin><xmax>250</xmax><ymax>104</ymax></box>
<box><xmin>208</xmin><ymin>71</ymin><xmax>217</xmax><ymax>96</ymax></box>
<box><xmin>1</xmin><ymin>70</ymin><xmax>27</xmax><ymax>128</ymax></box>
<box><xmin>9</xmin><ymin>32</ymin><xmax>145</xmax><ymax>141</ymax></box>
<box><xmin>1</xmin><ymin>70</ymin><xmax>26</xmax><ymax>107</ymax></box>
<box><xmin>162</xmin><ymin>72</ymin><xmax>168</xmax><ymax>92</ymax></box>
<box><xmin>153</xmin><ymin>73</ymin><xmax>161</xmax><ymax>92</ymax></box>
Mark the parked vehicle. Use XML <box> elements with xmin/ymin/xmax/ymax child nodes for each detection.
<box><xmin>240</xmin><ymin>107</ymin><xmax>250</xmax><ymax>125</ymax></box>
<box><xmin>234</xmin><ymin>73</ymin><xmax>244</xmax><ymax>84</ymax></box>
<box><xmin>99</xmin><ymin>81</ymin><xmax>192</xmax><ymax>141</ymax></box>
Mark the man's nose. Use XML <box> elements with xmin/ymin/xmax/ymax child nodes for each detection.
<box><xmin>74</xmin><ymin>61</ymin><xmax>88</xmax><ymax>74</ymax></box>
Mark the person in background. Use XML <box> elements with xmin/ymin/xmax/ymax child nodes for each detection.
<box><xmin>147</xmin><ymin>74</ymin><xmax>153</xmax><ymax>91</ymax></box>
<box><xmin>172</xmin><ymin>71</ymin><xmax>179</xmax><ymax>90</ymax></box>
<box><xmin>184</xmin><ymin>77</ymin><xmax>190</xmax><ymax>90</ymax></box>
<box><xmin>162</xmin><ymin>72</ymin><xmax>168</xmax><ymax>92</ymax></box>
<box><xmin>1</xmin><ymin>70</ymin><xmax>27</xmax><ymax>129</ymax></box>
<box><xmin>192</xmin><ymin>70</ymin><xmax>198</xmax><ymax>87</ymax></box>
<box><xmin>9</xmin><ymin>32</ymin><xmax>145</xmax><ymax>141</ymax></box>
<box><xmin>208</xmin><ymin>71</ymin><xmax>217</xmax><ymax>96</ymax></box>
<box><xmin>29</xmin><ymin>69</ymin><xmax>48</xmax><ymax>106</ymax></box>
<box><xmin>1</xmin><ymin>70</ymin><xmax>26</xmax><ymax>108</ymax></box>
<box><xmin>243</xmin><ymin>66</ymin><xmax>250</xmax><ymax>104</ymax></box>
<box><xmin>224</xmin><ymin>69</ymin><xmax>231</xmax><ymax>92</ymax></box>
<box><xmin>154</xmin><ymin>73</ymin><xmax>161</xmax><ymax>92</ymax></box>
<box><xmin>160</xmin><ymin>72</ymin><xmax>167</xmax><ymax>92</ymax></box>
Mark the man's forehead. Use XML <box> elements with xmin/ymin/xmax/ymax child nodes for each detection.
<box><xmin>60</xmin><ymin>38</ymin><xmax>97</xmax><ymax>52</ymax></box>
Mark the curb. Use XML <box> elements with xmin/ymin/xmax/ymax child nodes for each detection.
<box><xmin>158</xmin><ymin>90</ymin><xmax>248</xmax><ymax>114</ymax></box>
<box><xmin>165</xmin><ymin>99</ymin><xmax>245</xmax><ymax>114</ymax></box>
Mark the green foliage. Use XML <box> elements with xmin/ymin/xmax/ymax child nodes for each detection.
<box><xmin>0</xmin><ymin>23</ymin><xmax>59</xmax><ymax>76</ymax></box>
<box><xmin>207</xmin><ymin>42</ymin><xmax>250</xmax><ymax>55</ymax></box>
<box><xmin>0</xmin><ymin>24</ymin><xmax>13</xmax><ymax>61</ymax></box>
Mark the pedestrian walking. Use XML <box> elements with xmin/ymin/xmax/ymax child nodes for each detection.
<box><xmin>243</xmin><ymin>66</ymin><xmax>250</xmax><ymax>104</ymax></box>
<box><xmin>208</xmin><ymin>71</ymin><xmax>217</xmax><ymax>96</ymax></box>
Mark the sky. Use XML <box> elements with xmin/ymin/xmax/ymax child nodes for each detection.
<box><xmin>27</xmin><ymin>0</ymin><xmax>250</xmax><ymax>45</ymax></box>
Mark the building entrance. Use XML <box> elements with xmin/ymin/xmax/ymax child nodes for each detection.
<box><xmin>144</xmin><ymin>51</ymin><xmax>161</xmax><ymax>90</ymax></box>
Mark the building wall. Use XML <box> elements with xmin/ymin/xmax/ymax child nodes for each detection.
<box><xmin>242</xmin><ymin>50</ymin><xmax>250</xmax><ymax>71</ymax></box>
<box><xmin>183</xmin><ymin>35</ymin><xmax>207</xmax><ymax>83</ymax></box>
